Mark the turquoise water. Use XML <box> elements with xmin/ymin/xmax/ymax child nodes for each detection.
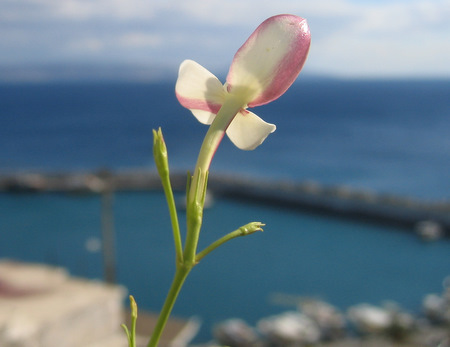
<box><xmin>1</xmin><ymin>191</ymin><xmax>449</xmax><ymax>341</ymax></box>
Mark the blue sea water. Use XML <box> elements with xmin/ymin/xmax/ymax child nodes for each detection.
<box><xmin>1</xmin><ymin>79</ymin><xmax>449</xmax><ymax>342</ymax></box>
<box><xmin>1</xmin><ymin>79</ymin><xmax>449</xmax><ymax>199</ymax></box>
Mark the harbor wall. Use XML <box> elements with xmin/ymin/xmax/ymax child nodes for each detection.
<box><xmin>1</xmin><ymin>170</ymin><xmax>449</xmax><ymax>236</ymax></box>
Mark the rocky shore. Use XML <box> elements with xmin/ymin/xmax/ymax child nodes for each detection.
<box><xmin>1</xmin><ymin>259</ymin><xmax>448</xmax><ymax>347</ymax></box>
<box><xmin>209</xmin><ymin>284</ymin><xmax>450</xmax><ymax>347</ymax></box>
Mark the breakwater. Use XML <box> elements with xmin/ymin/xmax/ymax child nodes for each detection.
<box><xmin>1</xmin><ymin>170</ymin><xmax>449</xmax><ymax>236</ymax></box>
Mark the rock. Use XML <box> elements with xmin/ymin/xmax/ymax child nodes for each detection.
<box><xmin>347</xmin><ymin>304</ymin><xmax>392</xmax><ymax>334</ymax></box>
<box><xmin>213</xmin><ymin>318</ymin><xmax>260</xmax><ymax>346</ymax></box>
<box><xmin>257</xmin><ymin>311</ymin><xmax>320</xmax><ymax>346</ymax></box>
<box><xmin>299</xmin><ymin>299</ymin><xmax>346</xmax><ymax>340</ymax></box>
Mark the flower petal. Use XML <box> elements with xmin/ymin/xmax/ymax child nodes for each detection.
<box><xmin>226</xmin><ymin>14</ymin><xmax>311</xmax><ymax>107</ymax></box>
<box><xmin>175</xmin><ymin>60</ymin><xmax>226</xmax><ymax>122</ymax></box>
<box><xmin>190</xmin><ymin>109</ymin><xmax>216</xmax><ymax>125</ymax></box>
<box><xmin>226</xmin><ymin>110</ymin><xmax>276</xmax><ymax>150</ymax></box>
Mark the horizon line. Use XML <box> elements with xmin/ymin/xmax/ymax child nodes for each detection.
<box><xmin>0</xmin><ymin>63</ymin><xmax>449</xmax><ymax>83</ymax></box>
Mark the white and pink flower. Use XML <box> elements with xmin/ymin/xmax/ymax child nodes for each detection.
<box><xmin>176</xmin><ymin>14</ymin><xmax>310</xmax><ymax>154</ymax></box>
<box><xmin>176</xmin><ymin>14</ymin><xmax>311</xmax><ymax>190</ymax></box>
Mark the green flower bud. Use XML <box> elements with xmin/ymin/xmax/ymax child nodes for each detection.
<box><xmin>153</xmin><ymin>127</ymin><xmax>169</xmax><ymax>178</ymax></box>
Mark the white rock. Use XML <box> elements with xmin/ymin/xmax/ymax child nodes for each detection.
<box><xmin>258</xmin><ymin>311</ymin><xmax>320</xmax><ymax>345</ymax></box>
<box><xmin>347</xmin><ymin>304</ymin><xmax>391</xmax><ymax>334</ymax></box>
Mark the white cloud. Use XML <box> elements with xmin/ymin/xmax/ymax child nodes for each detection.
<box><xmin>1</xmin><ymin>0</ymin><xmax>449</xmax><ymax>78</ymax></box>
<box><xmin>350</xmin><ymin>1</ymin><xmax>449</xmax><ymax>34</ymax></box>
<box><xmin>52</xmin><ymin>0</ymin><xmax>161</xmax><ymax>20</ymax></box>
<box><xmin>305</xmin><ymin>0</ymin><xmax>450</xmax><ymax>77</ymax></box>
<box><xmin>66</xmin><ymin>38</ymin><xmax>105</xmax><ymax>54</ymax></box>
<box><xmin>118</xmin><ymin>33</ymin><xmax>162</xmax><ymax>48</ymax></box>
<box><xmin>0</xmin><ymin>0</ymin><xmax>163</xmax><ymax>22</ymax></box>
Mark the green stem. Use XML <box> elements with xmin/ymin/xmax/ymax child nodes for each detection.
<box><xmin>196</xmin><ymin>222</ymin><xmax>265</xmax><ymax>263</ymax></box>
<box><xmin>147</xmin><ymin>265</ymin><xmax>191</xmax><ymax>347</ymax></box>
<box><xmin>160</xmin><ymin>171</ymin><xmax>183</xmax><ymax>264</ymax></box>
<box><xmin>148</xmin><ymin>96</ymin><xmax>245</xmax><ymax>347</ymax></box>
<box><xmin>130</xmin><ymin>296</ymin><xmax>138</xmax><ymax>347</ymax></box>
<box><xmin>153</xmin><ymin>128</ymin><xmax>183</xmax><ymax>264</ymax></box>
<box><xmin>184</xmin><ymin>96</ymin><xmax>243</xmax><ymax>264</ymax></box>
<box><xmin>183</xmin><ymin>168</ymin><xmax>208</xmax><ymax>264</ymax></box>
<box><xmin>187</xmin><ymin>96</ymin><xmax>243</xmax><ymax>204</ymax></box>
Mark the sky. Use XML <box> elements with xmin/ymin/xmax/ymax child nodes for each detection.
<box><xmin>1</xmin><ymin>0</ymin><xmax>449</xmax><ymax>80</ymax></box>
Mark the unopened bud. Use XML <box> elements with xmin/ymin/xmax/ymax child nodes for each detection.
<box><xmin>153</xmin><ymin>127</ymin><xmax>169</xmax><ymax>177</ymax></box>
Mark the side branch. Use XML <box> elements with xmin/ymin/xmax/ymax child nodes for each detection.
<box><xmin>153</xmin><ymin>128</ymin><xmax>184</xmax><ymax>264</ymax></box>
<box><xmin>195</xmin><ymin>222</ymin><xmax>265</xmax><ymax>263</ymax></box>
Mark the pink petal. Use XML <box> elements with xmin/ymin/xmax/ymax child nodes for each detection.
<box><xmin>226</xmin><ymin>15</ymin><xmax>311</xmax><ymax>107</ymax></box>
<box><xmin>175</xmin><ymin>60</ymin><xmax>226</xmax><ymax>118</ymax></box>
<box><xmin>226</xmin><ymin>110</ymin><xmax>276</xmax><ymax>150</ymax></box>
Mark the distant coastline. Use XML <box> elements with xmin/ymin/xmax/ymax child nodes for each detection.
<box><xmin>1</xmin><ymin>64</ymin><xmax>450</xmax><ymax>84</ymax></box>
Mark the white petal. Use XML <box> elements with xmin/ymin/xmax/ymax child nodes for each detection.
<box><xmin>175</xmin><ymin>60</ymin><xmax>226</xmax><ymax>120</ymax></box>
<box><xmin>190</xmin><ymin>109</ymin><xmax>216</xmax><ymax>125</ymax></box>
<box><xmin>226</xmin><ymin>15</ymin><xmax>310</xmax><ymax>107</ymax></box>
<box><xmin>226</xmin><ymin>110</ymin><xmax>276</xmax><ymax>150</ymax></box>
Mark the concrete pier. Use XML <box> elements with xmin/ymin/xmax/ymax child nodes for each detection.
<box><xmin>1</xmin><ymin>170</ymin><xmax>449</xmax><ymax>235</ymax></box>
<box><xmin>0</xmin><ymin>260</ymin><xmax>126</xmax><ymax>347</ymax></box>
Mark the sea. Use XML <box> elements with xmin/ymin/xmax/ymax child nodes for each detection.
<box><xmin>1</xmin><ymin>78</ymin><xmax>449</xmax><ymax>342</ymax></box>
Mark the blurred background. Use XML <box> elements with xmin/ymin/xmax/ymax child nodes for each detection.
<box><xmin>1</xmin><ymin>0</ymin><xmax>449</xmax><ymax>345</ymax></box>
<box><xmin>1</xmin><ymin>0</ymin><xmax>449</xmax><ymax>80</ymax></box>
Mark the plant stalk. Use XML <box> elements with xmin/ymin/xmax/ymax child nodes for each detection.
<box><xmin>147</xmin><ymin>265</ymin><xmax>191</xmax><ymax>347</ymax></box>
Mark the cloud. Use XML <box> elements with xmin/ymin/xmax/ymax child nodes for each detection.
<box><xmin>306</xmin><ymin>0</ymin><xmax>450</xmax><ymax>77</ymax></box>
<box><xmin>0</xmin><ymin>0</ymin><xmax>449</xmax><ymax>78</ymax></box>
<box><xmin>0</xmin><ymin>0</ymin><xmax>159</xmax><ymax>21</ymax></box>
<box><xmin>118</xmin><ymin>33</ymin><xmax>162</xmax><ymax>48</ymax></box>
<box><xmin>65</xmin><ymin>38</ymin><xmax>105</xmax><ymax>54</ymax></box>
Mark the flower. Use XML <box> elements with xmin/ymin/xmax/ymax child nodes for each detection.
<box><xmin>176</xmin><ymin>14</ymin><xmax>311</xmax><ymax>151</ymax></box>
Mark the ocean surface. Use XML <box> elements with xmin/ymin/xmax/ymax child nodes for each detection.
<box><xmin>1</xmin><ymin>79</ymin><xmax>449</xmax><ymax>342</ymax></box>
